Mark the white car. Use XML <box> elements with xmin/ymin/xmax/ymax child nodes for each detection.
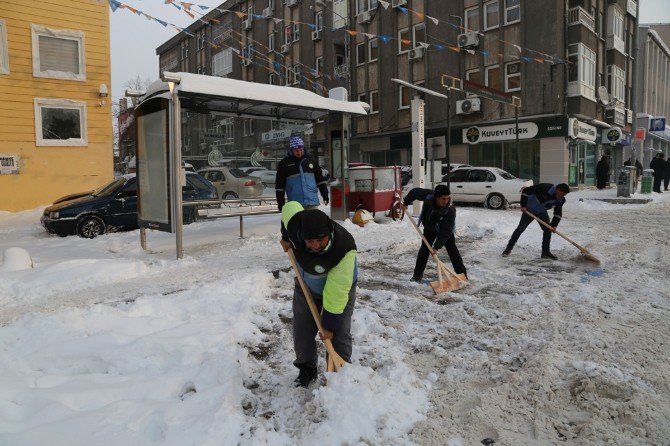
<box><xmin>241</xmin><ymin>167</ymin><xmax>277</xmax><ymax>186</ymax></box>
<box><xmin>441</xmin><ymin>163</ymin><xmax>471</xmax><ymax>176</ymax></box>
<box><xmin>440</xmin><ymin>167</ymin><xmax>533</xmax><ymax>209</ymax></box>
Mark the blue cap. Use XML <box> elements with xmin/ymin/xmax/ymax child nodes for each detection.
<box><xmin>289</xmin><ymin>136</ymin><xmax>304</xmax><ymax>150</ymax></box>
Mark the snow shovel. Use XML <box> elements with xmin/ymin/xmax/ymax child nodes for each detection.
<box><xmin>523</xmin><ymin>210</ymin><xmax>601</xmax><ymax>265</ymax></box>
<box><xmin>405</xmin><ymin>210</ymin><xmax>468</xmax><ymax>294</ymax></box>
<box><xmin>286</xmin><ymin>248</ymin><xmax>347</xmax><ymax>373</ymax></box>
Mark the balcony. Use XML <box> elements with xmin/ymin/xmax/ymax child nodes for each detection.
<box><xmin>568</xmin><ymin>7</ymin><xmax>595</xmax><ymax>33</ymax></box>
<box><xmin>606</xmin><ymin>35</ymin><xmax>626</xmax><ymax>55</ymax></box>
<box><xmin>627</xmin><ymin>0</ymin><xmax>637</xmax><ymax>17</ymax></box>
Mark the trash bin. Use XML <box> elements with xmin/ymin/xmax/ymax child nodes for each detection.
<box><xmin>617</xmin><ymin>166</ymin><xmax>635</xmax><ymax>197</ymax></box>
<box><xmin>640</xmin><ymin>169</ymin><xmax>654</xmax><ymax>194</ymax></box>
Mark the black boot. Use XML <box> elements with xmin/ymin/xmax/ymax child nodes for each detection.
<box><xmin>294</xmin><ymin>365</ymin><xmax>317</xmax><ymax>388</ymax></box>
<box><xmin>502</xmin><ymin>248</ymin><xmax>512</xmax><ymax>257</ymax></box>
<box><xmin>410</xmin><ymin>275</ymin><xmax>422</xmax><ymax>282</ymax></box>
<box><xmin>541</xmin><ymin>251</ymin><xmax>558</xmax><ymax>260</ymax></box>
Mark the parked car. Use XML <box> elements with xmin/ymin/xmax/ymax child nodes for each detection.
<box><xmin>196</xmin><ymin>166</ymin><xmax>264</xmax><ymax>199</ymax></box>
<box><xmin>441</xmin><ymin>163</ymin><xmax>471</xmax><ymax>176</ymax></box>
<box><xmin>41</xmin><ymin>173</ymin><xmax>218</xmax><ymax>238</ymax></box>
<box><xmin>239</xmin><ymin>167</ymin><xmax>277</xmax><ymax>186</ymax></box>
<box><xmin>440</xmin><ymin>167</ymin><xmax>533</xmax><ymax>209</ymax></box>
<box><xmin>400</xmin><ymin>165</ymin><xmax>412</xmax><ymax>186</ymax></box>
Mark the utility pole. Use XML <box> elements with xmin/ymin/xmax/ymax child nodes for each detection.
<box><xmin>630</xmin><ymin>0</ymin><xmax>640</xmax><ymax>167</ymax></box>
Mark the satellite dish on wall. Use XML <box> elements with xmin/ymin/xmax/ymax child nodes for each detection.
<box><xmin>597</xmin><ymin>86</ymin><xmax>610</xmax><ymax>106</ymax></box>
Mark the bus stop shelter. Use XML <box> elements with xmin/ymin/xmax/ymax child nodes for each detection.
<box><xmin>134</xmin><ymin>72</ymin><xmax>368</xmax><ymax>259</ymax></box>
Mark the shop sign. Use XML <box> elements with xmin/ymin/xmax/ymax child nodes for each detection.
<box><xmin>463</xmin><ymin>122</ymin><xmax>538</xmax><ymax>144</ymax></box>
<box><xmin>649</xmin><ymin>117</ymin><xmax>666</xmax><ymax>132</ymax></box>
<box><xmin>0</xmin><ymin>154</ymin><xmax>19</xmax><ymax>174</ymax></box>
<box><xmin>601</xmin><ymin>127</ymin><xmax>624</xmax><ymax>145</ymax></box>
<box><xmin>568</xmin><ymin>118</ymin><xmax>597</xmax><ymax>142</ymax></box>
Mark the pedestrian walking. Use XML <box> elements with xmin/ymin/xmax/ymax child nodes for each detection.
<box><xmin>279</xmin><ymin>202</ymin><xmax>357</xmax><ymax>387</ymax></box>
<box><xmin>503</xmin><ymin>183</ymin><xmax>570</xmax><ymax>259</ymax></box>
<box><xmin>595</xmin><ymin>155</ymin><xmax>609</xmax><ymax>189</ymax></box>
<box><xmin>664</xmin><ymin>156</ymin><xmax>670</xmax><ymax>191</ymax></box>
<box><xmin>403</xmin><ymin>185</ymin><xmax>467</xmax><ymax>282</ymax></box>
<box><xmin>650</xmin><ymin>152</ymin><xmax>665</xmax><ymax>193</ymax></box>
<box><xmin>275</xmin><ymin>136</ymin><xmax>329</xmax><ymax>211</ymax></box>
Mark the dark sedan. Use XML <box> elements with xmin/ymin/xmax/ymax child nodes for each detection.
<box><xmin>41</xmin><ymin>173</ymin><xmax>218</xmax><ymax>238</ymax></box>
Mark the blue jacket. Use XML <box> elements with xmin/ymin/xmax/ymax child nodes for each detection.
<box><xmin>275</xmin><ymin>146</ymin><xmax>328</xmax><ymax>209</ymax></box>
<box><xmin>521</xmin><ymin>183</ymin><xmax>565</xmax><ymax>226</ymax></box>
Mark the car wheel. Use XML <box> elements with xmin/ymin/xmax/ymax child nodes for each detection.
<box><xmin>222</xmin><ymin>192</ymin><xmax>239</xmax><ymax>200</ymax></box>
<box><xmin>486</xmin><ymin>193</ymin><xmax>507</xmax><ymax>210</ymax></box>
<box><xmin>77</xmin><ymin>215</ymin><xmax>106</xmax><ymax>238</ymax></box>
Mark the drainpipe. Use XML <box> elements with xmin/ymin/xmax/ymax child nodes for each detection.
<box><xmin>630</xmin><ymin>0</ymin><xmax>640</xmax><ymax>166</ymax></box>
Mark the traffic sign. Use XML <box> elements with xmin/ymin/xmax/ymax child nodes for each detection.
<box><xmin>635</xmin><ymin>127</ymin><xmax>646</xmax><ymax>141</ymax></box>
<box><xmin>650</xmin><ymin>117</ymin><xmax>666</xmax><ymax>132</ymax></box>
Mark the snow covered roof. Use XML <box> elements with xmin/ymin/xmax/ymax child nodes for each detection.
<box><xmin>141</xmin><ymin>72</ymin><xmax>368</xmax><ymax>121</ymax></box>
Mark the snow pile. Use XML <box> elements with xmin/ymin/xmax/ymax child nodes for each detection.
<box><xmin>0</xmin><ymin>247</ymin><xmax>33</xmax><ymax>272</ymax></box>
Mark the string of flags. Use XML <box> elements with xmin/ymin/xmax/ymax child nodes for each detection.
<box><xmin>108</xmin><ymin>0</ymin><xmax>569</xmax><ymax>82</ymax></box>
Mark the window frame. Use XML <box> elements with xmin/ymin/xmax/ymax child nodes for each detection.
<box><xmin>485</xmin><ymin>64</ymin><xmax>501</xmax><ymax>90</ymax></box>
<box><xmin>399</xmin><ymin>85</ymin><xmax>411</xmax><ymax>110</ymax></box>
<box><xmin>31</xmin><ymin>25</ymin><xmax>86</xmax><ymax>81</ymax></box>
<box><xmin>368</xmin><ymin>38</ymin><xmax>379</xmax><ymax>62</ymax></box>
<box><xmin>504</xmin><ymin>0</ymin><xmax>520</xmax><ymax>25</ymax></box>
<box><xmin>484</xmin><ymin>1</ymin><xmax>500</xmax><ymax>31</ymax></box>
<box><xmin>369</xmin><ymin>90</ymin><xmax>379</xmax><ymax>114</ymax></box>
<box><xmin>465</xmin><ymin>6</ymin><xmax>480</xmax><ymax>32</ymax></box>
<box><xmin>212</xmin><ymin>48</ymin><xmax>233</xmax><ymax>77</ymax></box>
<box><xmin>356</xmin><ymin>42</ymin><xmax>367</xmax><ymax>66</ymax></box>
<box><xmin>293</xmin><ymin>23</ymin><xmax>300</xmax><ymax>42</ymax></box>
<box><xmin>34</xmin><ymin>98</ymin><xmax>88</xmax><ymax>147</ymax></box>
<box><xmin>0</xmin><ymin>20</ymin><xmax>8</xmax><ymax>75</ymax></box>
<box><xmin>505</xmin><ymin>61</ymin><xmax>521</xmax><ymax>92</ymax></box>
<box><xmin>315</xmin><ymin>56</ymin><xmax>324</xmax><ymax>77</ymax></box>
<box><xmin>268</xmin><ymin>32</ymin><xmax>276</xmax><ymax>52</ymax></box>
<box><xmin>315</xmin><ymin>11</ymin><xmax>324</xmax><ymax>31</ymax></box>
<box><xmin>607</xmin><ymin>65</ymin><xmax>626</xmax><ymax>102</ymax></box>
<box><xmin>412</xmin><ymin>23</ymin><xmax>426</xmax><ymax>48</ymax></box>
<box><xmin>398</xmin><ymin>28</ymin><xmax>411</xmax><ymax>54</ymax></box>
<box><xmin>243</xmin><ymin>118</ymin><xmax>254</xmax><ymax>137</ymax></box>
<box><xmin>567</xmin><ymin>43</ymin><xmax>596</xmax><ymax>101</ymax></box>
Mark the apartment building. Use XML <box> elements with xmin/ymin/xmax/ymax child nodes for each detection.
<box><xmin>635</xmin><ymin>23</ymin><xmax>670</xmax><ymax>167</ymax></box>
<box><xmin>156</xmin><ymin>0</ymin><xmax>638</xmax><ymax>186</ymax></box>
<box><xmin>0</xmin><ymin>0</ymin><xmax>113</xmax><ymax>211</ymax></box>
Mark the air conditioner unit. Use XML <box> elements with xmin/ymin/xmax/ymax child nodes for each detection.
<box><xmin>242</xmin><ymin>19</ymin><xmax>252</xmax><ymax>30</ymax></box>
<box><xmin>311</xmin><ymin>30</ymin><xmax>322</xmax><ymax>41</ymax></box>
<box><xmin>456</xmin><ymin>97</ymin><xmax>481</xmax><ymax>115</ymax></box>
<box><xmin>262</xmin><ymin>7</ymin><xmax>273</xmax><ymax>18</ymax></box>
<box><xmin>281</xmin><ymin>43</ymin><xmax>291</xmax><ymax>54</ymax></box>
<box><xmin>392</xmin><ymin>0</ymin><xmax>407</xmax><ymax>7</ymax></box>
<box><xmin>357</xmin><ymin>11</ymin><xmax>372</xmax><ymax>24</ymax></box>
<box><xmin>457</xmin><ymin>32</ymin><xmax>480</xmax><ymax>49</ymax></box>
<box><xmin>408</xmin><ymin>47</ymin><xmax>424</xmax><ymax>61</ymax></box>
<box><xmin>287</xmin><ymin>0</ymin><xmax>298</xmax><ymax>7</ymax></box>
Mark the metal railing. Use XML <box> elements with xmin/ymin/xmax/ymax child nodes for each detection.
<box><xmin>183</xmin><ymin>197</ymin><xmax>280</xmax><ymax>238</ymax></box>
<box><xmin>568</xmin><ymin>7</ymin><xmax>595</xmax><ymax>32</ymax></box>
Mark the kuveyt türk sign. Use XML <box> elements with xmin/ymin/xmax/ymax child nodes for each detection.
<box><xmin>568</xmin><ymin>118</ymin><xmax>597</xmax><ymax>142</ymax></box>
<box><xmin>463</xmin><ymin>122</ymin><xmax>538</xmax><ymax>144</ymax></box>
<box><xmin>601</xmin><ymin>127</ymin><xmax>624</xmax><ymax>145</ymax></box>
<box><xmin>0</xmin><ymin>154</ymin><xmax>19</xmax><ymax>175</ymax></box>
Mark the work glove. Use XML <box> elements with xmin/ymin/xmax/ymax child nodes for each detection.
<box><xmin>323</xmin><ymin>197</ymin><xmax>329</xmax><ymax>205</ymax></box>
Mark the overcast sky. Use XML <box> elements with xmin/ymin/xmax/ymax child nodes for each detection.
<box><xmin>109</xmin><ymin>0</ymin><xmax>670</xmax><ymax>106</ymax></box>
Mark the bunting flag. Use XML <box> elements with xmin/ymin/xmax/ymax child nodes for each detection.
<box><xmin>346</xmin><ymin>30</ymin><xmax>358</xmax><ymax>37</ymax></box>
<box><xmin>418</xmin><ymin>42</ymin><xmax>430</xmax><ymax>49</ymax></box>
<box><xmin>397</xmin><ymin>6</ymin><xmax>409</xmax><ymax>15</ymax></box>
<box><xmin>428</xmin><ymin>15</ymin><xmax>439</xmax><ymax>26</ymax></box>
<box><xmin>379</xmin><ymin>35</ymin><xmax>392</xmax><ymax>44</ymax></box>
<box><xmin>534</xmin><ymin>58</ymin><xmax>544</xmax><ymax>64</ymax></box>
<box><xmin>400</xmin><ymin>38</ymin><xmax>411</xmax><ymax>45</ymax></box>
<box><xmin>434</xmin><ymin>44</ymin><xmax>445</xmax><ymax>50</ymax></box>
<box><xmin>378</xmin><ymin>0</ymin><xmax>390</xmax><ymax>10</ymax></box>
<box><xmin>198</xmin><ymin>5</ymin><xmax>209</xmax><ymax>10</ymax></box>
<box><xmin>448</xmin><ymin>46</ymin><xmax>460</xmax><ymax>53</ymax></box>
<box><xmin>512</xmin><ymin>44</ymin><xmax>522</xmax><ymax>54</ymax></box>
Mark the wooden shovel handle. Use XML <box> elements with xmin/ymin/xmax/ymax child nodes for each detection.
<box><xmin>405</xmin><ymin>211</ymin><xmax>462</xmax><ymax>282</ymax></box>
<box><xmin>286</xmin><ymin>248</ymin><xmax>345</xmax><ymax>370</ymax></box>
<box><xmin>522</xmin><ymin>210</ymin><xmax>587</xmax><ymax>253</ymax></box>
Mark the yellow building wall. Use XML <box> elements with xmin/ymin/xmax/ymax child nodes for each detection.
<box><xmin>0</xmin><ymin>0</ymin><xmax>113</xmax><ymax>211</ymax></box>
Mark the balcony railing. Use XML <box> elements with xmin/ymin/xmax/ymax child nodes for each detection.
<box><xmin>568</xmin><ymin>7</ymin><xmax>595</xmax><ymax>33</ymax></box>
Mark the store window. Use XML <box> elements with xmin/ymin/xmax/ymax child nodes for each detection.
<box><xmin>468</xmin><ymin>140</ymin><xmax>540</xmax><ymax>184</ymax></box>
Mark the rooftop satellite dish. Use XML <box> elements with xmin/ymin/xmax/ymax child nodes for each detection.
<box><xmin>597</xmin><ymin>86</ymin><xmax>610</xmax><ymax>106</ymax></box>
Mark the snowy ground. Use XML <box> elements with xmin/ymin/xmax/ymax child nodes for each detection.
<box><xmin>0</xmin><ymin>188</ymin><xmax>669</xmax><ymax>445</ymax></box>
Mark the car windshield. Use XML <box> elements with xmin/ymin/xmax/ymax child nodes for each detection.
<box><xmin>228</xmin><ymin>168</ymin><xmax>247</xmax><ymax>178</ymax></box>
<box><xmin>494</xmin><ymin>169</ymin><xmax>516</xmax><ymax>180</ymax></box>
<box><xmin>92</xmin><ymin>177</ymin><xmax>126</xmax><ymax>197</ymax></box>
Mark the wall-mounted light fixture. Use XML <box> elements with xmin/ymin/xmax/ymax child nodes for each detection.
<box><xmin>98</xmin><ymin>83</ymin><xmax>108</xmax><ymax>106</ymax></box>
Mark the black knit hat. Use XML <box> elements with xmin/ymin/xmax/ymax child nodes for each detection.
<box><xmin>434</xmin><ymin>184</ymin><xmax>451</xmax><ymax>197</ymax></box>
<box><xmin>301</xmin><ymin>209</ymin><xmax>332</xmax><ymax>240</ymax></box>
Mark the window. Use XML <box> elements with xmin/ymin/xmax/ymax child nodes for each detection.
<box><xmin>0</xmin><ymin>20</ymin><xmax>8</xmax><ymax>74</ymax></box>
<box><xmin>484</xmin><ymin>1</ymin><xmax>499</xmax><ymax>30</ymax></box>
<box><xmin>485</xmin><ymin>65</ymin><xmax>501</xmax><ymax>91</ymax></box>
<box><xmin>293</xmin><ymin>64</ymin><xmax>300</xmax><ymax>85</ymax></box>
<box><xmin>34</xmin><ymin>98</ymin><xmax>87</xmax><ymax>146</ymax></box>
<box><xmin>449</xmin><ymin>169</ymin><xmax>470</xmax><ymax>183</ymax></box>
<box><xmin>269</xmin><ymin>0</ymin><xmax>275</xmax><ymax>9</ymax></box>
<box><xmin>370</xmin><ymin>90</ymin><xmax>379</xmax><ymax>113</ymax></box>
<box><xmin>399</xmin><ymin>85</ymin><xmax>411</xmax><ymax>109</ymax></box>
<box><xmin>357</xmin><ymin>42</ymin><xmax>366</xmax><ymax>65</ymax></box>
<box><xmin>181</xmin><ymin>42</ymin><xmax>189</xmax><ymax>60</ymax></box>
<box><xmin>469</xmin><ymin>169</ymin><xmax>494</xmax><ymax>182</ymax></box>
<box><xmin>413</xmin><ymin>23</ymin><xmax>426</xmax><ymax>48</ymax></box>
<box><xmin>466</xmin><ymin>68</ymin><xmax>482</xmax><ymax>84</ymax></box>
<box><xmin>465</xmin><ymin>7</ymin><xmax>480</xmax><ymax>32</ymax></box>
<box><xmin>315</xmin><ymin>56</ymin><xmax>323</xmax><ymax>76</ymax></box>
<box><xmin>212</xmin><ymin>48</ymin><xmax>233</xmax><ymax>76</ymax></box>
<box><xmin>607</xmin><ymin>65</ymin><xmax>625</xmax><ymax>102</ymax></box>
<box><xmin>369</xmin><ymin>38</ymin><xmax>378</xmax><ymax>61</ymax></box>
<box><xmin>269</xmin><ymin>73</ymin><xmax>276</xmax><ymax>85</ymax></box>
<box><xmin>315</xmin><ymin>11</ymin><xmax>324</xmax><ymax>31</ymax></box>
<box><xmin>268</xmin><ymin>32</ymin><xmax>275</xmax><ymax>52</ymax></box>
<box><xmin>504</xmin><ymin>0</ymin><xmax>520</xmax><ymax>24</ymax></box>
<box><xmin>293</xmin><ymin>23</ymin><xmax>300</xmax><ymax>42</ymax></box>
<box><xmin>243</xmin><ymin>118</ymin><xmax>254</xmax><ymax>136</ymax></box>
<box><xmin>284</xmin><ymin>65</ymin><xmax>292</xmax><ymax>85</ymax></box>
<box><xmin>567</xmin><ymin>43</ymin><xmax>596</xmax><ymax>101</ymax></box>
<box><xmin>505</xmin><ymin>61</ymin><xmax>521</xmax><ymax>92</ymax></box>
<box><xmin>609</xmin><ymin>6</ymin><xmax>624</xmax><ymax>41</ymax></box>
<box><xmin>357</xmin><ymin>92</ymin><xmax>367</xmax><ymax>104</ymax></box>
<box><xmin>31</xmin><ymin>25</ymin><xmax>85</xmax><ymax>81</ymax></box>
<box><xmin>284</xmin><ymin>26</ymin><xmax>292</xmax><ymax>45</ymax></box>
<box><xmin>357</xmin><ymin>0</ymin><xmax>378</xmax><ymax>14</ymax></box>
<box><xmin>398</xmin><ymin>28</ymin><xmax>410</xmax><ymax>53</ymax></box>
